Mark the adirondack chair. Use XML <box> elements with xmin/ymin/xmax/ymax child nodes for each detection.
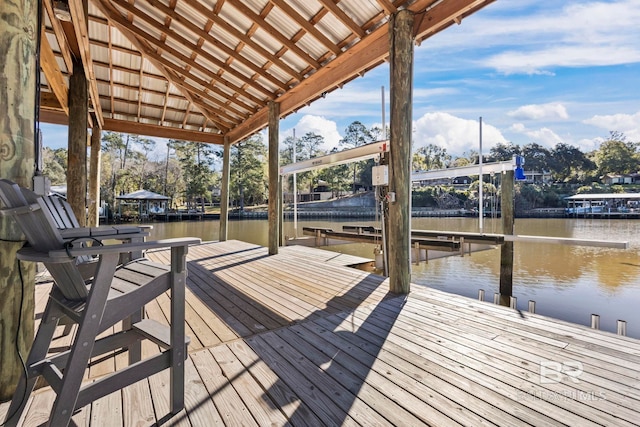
<box><xmin>40</xmin><ymin>194</ymin><xmax>151</xmax><ymax>276</ymax></box>
<box><xmin>0</xmin><ymin>179</ymin><xmax>200</xmax><ymax>427</ymax></box>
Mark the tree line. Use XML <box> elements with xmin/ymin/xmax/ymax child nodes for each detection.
<box><xmin>43</xmin><ymin>125</ymin><xmax>638</xmax><ymax>213</ymax></box>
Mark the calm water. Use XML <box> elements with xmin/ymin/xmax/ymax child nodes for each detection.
<box><xmin>147</xmin><ymin>217</ymin><xmax>640</xmax><ymax>338</ymax></box>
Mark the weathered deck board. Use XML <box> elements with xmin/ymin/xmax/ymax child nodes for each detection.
<box><xmin>2</xmin><ymin>240</ymin><xmax>639</xmax><ymax>426</ymax></box>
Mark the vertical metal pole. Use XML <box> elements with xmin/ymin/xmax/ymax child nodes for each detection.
<box><xmin>219</xmin><ymin>138</ymin><xmax>230</xmax><ymax>241</ymax></box>
<box><xmin>528</xmin><ymin>300</ymin><xmax>536</xmax><ymax>313</ymax></box>
<box><xmin>478</xmin><ymin>289</ymin><xmax>485</xmax><ymax>301</ymax></box>
<box><xmin>617</xmin><ymin>320</ymin><xmax>627</xmax><ymax>336</ymax></box>
<box><xmin>478</xmin><ymin>117</ymin><xmax>483</xmax><ymax>233</ymax></box>
<box><xmin>590</xmin><ymin>314</ymin><xmax>600</xmax><ymax>330</ymax></box>
<box><xmin>293</xmin><ymin>129</ymin><xmax>297</xmax><ymax>238</ymax></box>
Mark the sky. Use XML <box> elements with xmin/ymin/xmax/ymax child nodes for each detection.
<box><xmin>41</xmin><ymin>0</ymin><xmax>640</xmax><ymax>159</ymax></box>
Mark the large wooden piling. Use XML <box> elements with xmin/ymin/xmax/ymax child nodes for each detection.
<box><xmin>88</xmin><ymin>125</ymin><xmax>101</xmax><ymax>227</ymax></box>
<box><xmin>0</xmin><ymin>0</ymin><xmax>37</xmax><ymax>399</ymax></box>
<box><xmin>67</xmin><ymin>59</ymin><xmax>88</xmax><ymax>226</ymax></box>
<box><xmin>388</xmin><ymin>10</ymin><xmax>414</xmax><ymax>294</ymax></box>
<box><xmin>499</xmin><ymin>170</ymin><xmax>515</xmax><ymax>306</ymax></box>
<box><xmin>268</xmin><ymin>101</ymin><xmax>280</xmax><ymax>255</ymax></box>
<box><xmin>219</xmin><ymin>137</ymin><xmax>231</xmax><ymax>241</ymax></box>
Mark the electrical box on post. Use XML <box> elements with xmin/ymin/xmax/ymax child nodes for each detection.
<box><xmin>372</xmin><ymin>165</ymin><xmax>389</xmax><ymax>186</ymax></box>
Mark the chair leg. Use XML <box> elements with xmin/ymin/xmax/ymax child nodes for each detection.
<box><xmin>3</xmin><ymin>300</ymin><xmax>63</xmax><ymax>427</ymax></box>
<box><xmin>124</xmin><ymin>308</ymin><xmax>143</xmax><ymax>364</ymax></box>
<box><xmin>169</xmin><ymin>246</ymin><xmax>187</xmax><ymax>414</ymax></box>
<box><xmin>48</xmin><ymin>253</ymin><xmax>119</xmax><ymax>427</ymax></box>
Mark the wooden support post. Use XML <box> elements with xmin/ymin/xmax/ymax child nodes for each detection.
<box><xmin>0</xmin><ymin>0</ymin><xmax>37</xmax><ymax>399</ymax></box>
<box><xmin>267</xmin><ymin>101</ymin><xmax>280</xmax><ymax>255</ymax></box>
<box><xmin>88</xmin><ymin>125</ymin><xmax>101</xmax><ymax>227</ymax></box>
<box><xmin>388</xmin><ymin>9</ymin><xmax>414</xmax><ymax>294</ymax></box>
<box><xmin>499</xmin><ymin>170</ymin><xmax>515</xmax><ymax>306</ymax></box>
<box><xmin>219</xmin><ymin>137</ymin><xmax>230</xmax><ymax>241</ymax></box>
<box><xmin>67</xmin><ymin>59</ymin><xmax>88</xmax><ymax>226</ymax></box>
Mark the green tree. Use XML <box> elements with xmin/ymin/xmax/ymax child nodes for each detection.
<box><xmin>488</xmin><ymin>142</ymin><xmax>520</xmax><ymax>162</ymax></box>
<box><xmin>412</xmin><ymin>144</ymin><xmax>451</xmax><ymax>171</ymax></box>
<box><xmin>42</xmin><ymin>147</ymin><xmax>67</xmax><ymax>184</ymax></box>
<box><xmin>230</xmin><ymin>134</ymin><xmax>267</xmax><ymax>210</ymax></box>
<box><xmin>339</xmin><ymin>121</ymin><xmax>373</xmax><ymax>192</ymax></box>
<box><xmin>594</xmin><ymin>132</ymin><xmax>639</xmax><ymax>176</ymax></box>
<box><xmin>550</xmin><ymin>143</ymin><xmax>595</xmax><ymax>183</ymax></box>
<box><xmin>521</xmin><ymin>143</ymin><xmax>552</xmax><ymax>173</ymax></box>
<box><xmin>169</xmin><ymin>140</ymin><xmax>217</xmax><ymax>211</ymax></box>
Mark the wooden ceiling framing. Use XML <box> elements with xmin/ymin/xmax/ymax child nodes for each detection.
<box><xmin>38</xmin><ymin>0</ymin><xmax>495</xmax><ymax>145</ymax></box>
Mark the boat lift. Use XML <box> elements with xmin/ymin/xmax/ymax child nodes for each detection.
<box><xmin>280</xmin><ymin>142</ymin><xmax>628</xmax><ymax>272</ymax></box>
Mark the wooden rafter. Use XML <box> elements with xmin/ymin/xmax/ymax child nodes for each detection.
<box><xmin>160</xmin><ymin>82</ymin><xmax>170</xmax><ymax>125</ymax></box>
<box><xmin>414</xmin><ymin>0</ymin><xmax>495</xmax><ymax>42</ymax></box>
<box><xmin>178</xmin><ymin>0</ymin><xmax>303</xmax><ymax>83</ymax></box>
<box><xmin>108</xmin><ymin>21</ymin><xmax>114</xmax><ymax>117</ymax></box>
<box><xmin>42</xmin><ymin>0</ymin><xmax>73</xmax><ymax>72</ymax></box>
<box><xmin>94</xmin><ymin>0</ymin><xmax>231</xmax><ymax>133</ymax></box>
<box><xmin>226</xmin><ymin>0</ymin><xmax>321</xmax><ymax>70</ymax></box>
<box><xmin>317</xmin><ymin>0</ymin><xmax>366</xmax><ymax>38</ymax></box>
<box><xmin>227</xmin><ymin>0</ymin><xmax>491</xmax><ymax>143</ymax></box>
<box><xmin>39</xmin><ymin>28</ymin><xmax>69</xmax><ymax>115</ymax></box>
<box><xmin>143</xmin><ymin>0</ymin><xmax>289</xmax><ymax>92</ymax></box>
<box><xmin>376</xmin><ymin>0</ymin><xmax>398</xmax><ymax>15</ymax></box>
<box><xmin>270</xmin><ymin>0</ymin><xmax>341</xmax><ymax>56</ymax></box>
<box><xmin>112</xmin><ymin>0</ymin><xmax>275</xmax><ymax>101</ymax></box>
<box><xmin>68</xmin><ymin>0</ymin><xmax>104</xmax><ymax>127</ymax></box>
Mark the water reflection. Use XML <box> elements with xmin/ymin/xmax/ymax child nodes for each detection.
<box><xmin>145</xmin><ymin>217</ymin><xmax>640</xmax><ymax>338</ymax></box>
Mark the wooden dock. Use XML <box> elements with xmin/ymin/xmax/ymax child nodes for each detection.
<box><xmin>2</xmin><ymin>240</ymin><xmax>639</xmax><ymax>426</ymax></box>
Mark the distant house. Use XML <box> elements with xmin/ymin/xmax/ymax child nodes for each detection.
<box><xmin>523</xmin><ymin>170</ymin><xmax>552</xmax><ymax>184</ymax></box>
<box><xmin>602</xmin><ymin>174</ymin><xmax>633</xmax><ymax>185</ymax></box>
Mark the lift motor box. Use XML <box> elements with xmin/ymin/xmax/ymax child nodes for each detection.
<box><xmin>372</xmin><ymin>165</ymin><xmax>389</xmax><ymax>186</ymax></box>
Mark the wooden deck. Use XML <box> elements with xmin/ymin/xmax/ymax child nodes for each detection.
<box><xmin>2</xmin><ymin>240</ymin><xmax>640</xmax><ymax>426</ymax></box>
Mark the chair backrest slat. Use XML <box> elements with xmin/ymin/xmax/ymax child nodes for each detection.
<box><xmin>0</xmin><ymin>179</ymin><xmax>88</xmax><ymax>300</ymax></box>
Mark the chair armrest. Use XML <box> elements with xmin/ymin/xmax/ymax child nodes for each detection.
<box><xmin>48</xmin><ymin>238</ymin><xmax>201</xmax><ymax>259</ymax></box>
<box><xmin>59</xmin><ymin>226</ymin><xmax>150</xmax><ymax>240</ymax></box>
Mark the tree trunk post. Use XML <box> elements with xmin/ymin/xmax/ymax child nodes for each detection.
<box><xmin>268</xmin><ymin>101</ymin><xmax>280</xmax><ymax>255</ymax></box>
<box><xmin>388</xmin><ymin>10</ymin><xmax>414</xmax><ymax>294</ymax></box>
<box><xmin>0</xmin><ymin>0</ymin><xmax>37</xmax><ymax>400</ymax></box>
<box><xmin>88</xmin><ymin>125</ymin><xmax>101</xmax><ymax>227</ymax></box>
<box><xmin>499</xmin><ymin>170</ymin><xmax>515</xmax><ymax>306</ymax></box>
<box><xmin>219</xmin><ymin>137</ymin><xmax>230</xmax><ymax>241</ymax></box>
<box><xmin>67</xmin><ymin>59</ymin><xmax>88</xmax><ymax>226</ymax></box>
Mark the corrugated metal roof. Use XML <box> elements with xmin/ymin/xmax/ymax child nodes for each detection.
<box><xmin>39</xmin><ymin>0</ymin><xmax>493</xmax><ymax>143</ymax></box>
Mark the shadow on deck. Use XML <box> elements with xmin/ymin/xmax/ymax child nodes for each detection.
<box><xmin>2</xmin><ymin>240</ymin><xmax>639</xmax><ymax>426</ymax></box>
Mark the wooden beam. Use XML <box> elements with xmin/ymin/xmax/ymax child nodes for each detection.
<box><xmin>67</xmin><ymin>59</ymin><xmax>88</xmax><ymax>227</ymax></box>
<box><xmin>388</xmin><ymin>9</ymin><xmax>414</xmax><ymax>294</ymax></box>
<box><xmin>179</xmin><ymin>0</ymin><xmax>303</xmax><ymax>82</ymax></box>
<box><xmin>268</xmin><ymin>101</ymin><xmax>280</xmax><ymax>255</ymax></box>
<box><xmin>219</xmin><ymin>138</ymin><xmax>231</xmax><ymax>241</ymax></box>
<box><xmin>376</xmin><ymin>0</ymin><xmax>397</xmax><ymax>15</ymax></box>
<box><xmin>40</xmin><ymin>91</ymin><xmax>64</xmax><ymax>110</ymax></box>
<box><xmin>102</xmin><ymin>2</ymin><xmax>264</xmax><ymax>110</ymax></box>
<box><xmin>317</xmin><ymin>0</ymin><xmax>366</xmax><ymax>38</ymax></box>
<box><xmin>88</xmin><ymin>125</ymin><xmax>102</xmax><ymax>227</ymax></box>
<box><xmin>226</xmin><ymin>0</ymin><xmax>321</xmax><ymax>70</ymax></box>
<box><xmin>227</xmin><ymin>0</ymin><xmax>494</xmax><ymax>143</ymax></box>
<box><xmin>42</xmin><ymin>0</ymin><xmax>73</xmax><ymax>71</ymax></box>
<box><xmin>103</xmin><ymin>119</ymin><xmax>224</xmax><ymax>144</ymax></box>
<box><xmin>270</xmin><ymin>0</ymin><xmax>341</xmax><ymax>56</ymax></box>
<box><xmin>414</xmin><ymin>0</ymin><xmax>495</xmax><ymax>42</ymax></box>
<box><xmin>142</xmin><ymin>0</ymin><xmax>289</xmax><ymax>92</ymax></box>
<box><xmin>68</xmin><ymin>0</ymin><xmax>104</xmax><ymax>127</ymax></box>
<box><xmin>111</xmin><ymin>0</ymin><xmax>278</xmax><ymax>100</ymax></box>
<box><xmin>94</xmin><ymin>0</ymin><xmax>236</xmax><ymax>132</ymax></box>
<box><xmin>499</xmin><ymin>170</ymin><xmax>515</xmax><ymax>303</ymax></box>
<box><xmin>40</xmin><ymin>31</ymin><xmax>69</xmax><ymax>115</ymax></box>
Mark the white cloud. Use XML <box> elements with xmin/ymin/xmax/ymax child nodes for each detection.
<box><xmin>281</xmin><ymin>115</ymin><xmax>342</xmax><ymax>151</ymax></box>
<box><xmin>583</xmin><ymin>111</ymin><xmax>640</xmax><ymax>141</ymax></box>
<box><xmin>508</xmin><ymin>103</ymin><xmax>569</xmax><ymax>120</ymax></box>
<box><xmin>424</xmin><ymin>1</ymin><xmax>640</xmax><ymax>75</ymax></box>
<box><xmin>412</xmin><ymin>112</ymin><xmax>507</xmax><ymax>155</ymax></box>
<box><xmin>508</xmin><ymin>123</ymin><xmax>564</xmax><ymax>149</ymax></box>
